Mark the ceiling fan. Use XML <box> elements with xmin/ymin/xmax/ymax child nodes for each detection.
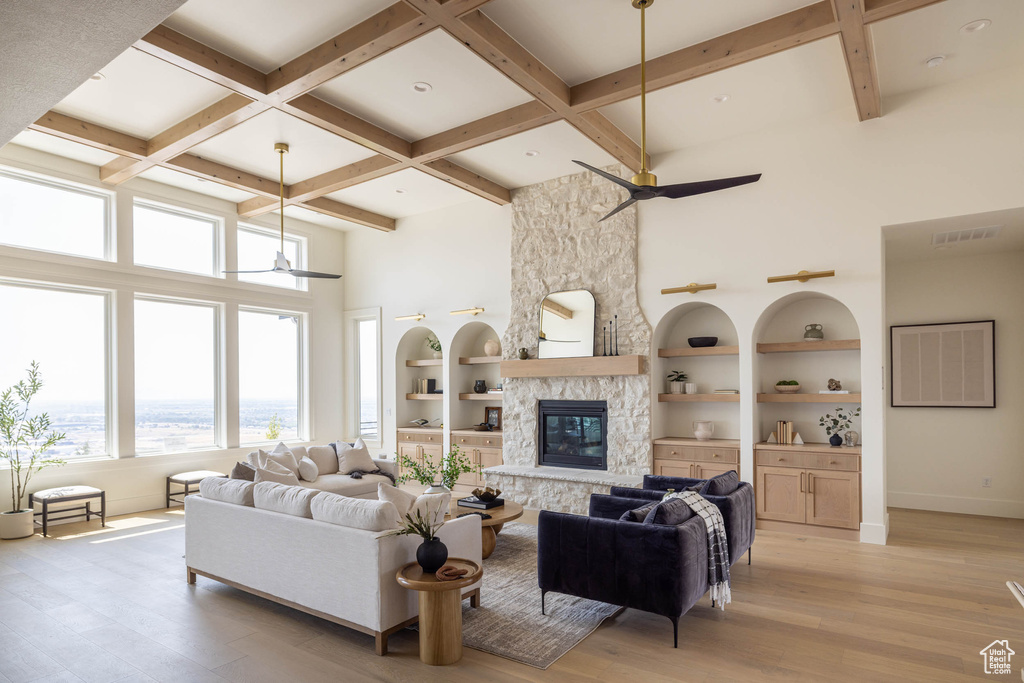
<box><xmin>224</xmin><ymin>143</ymin><xmax>341</xmax><ymax>279</ymax></box>
<box><xmin>574</xmin><ymin>0</ymin><xmax>762</xmax><ymax>221</ymax></box>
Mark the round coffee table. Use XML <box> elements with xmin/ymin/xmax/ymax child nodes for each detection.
<box><xmin>396</xmin><ymin>558</ymin><xmax>482</xmax><ymax>666</ymax></box>
<box><xmin>448</xmin><ymin>499</ymin><xmax>524</xmax><ymax>559</ymax></box>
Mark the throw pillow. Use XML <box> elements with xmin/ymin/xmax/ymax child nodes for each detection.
<box><xmin>254</xmin><ymin>460</ymin><xmax>300</xmax><ymax>486</ymax></box>
<box><xmin>643</xmin><ymin>498</ymin><xmax>695</xmax><ymax>526</ymax></box>
<box><xmin>700</xmin><ymin>471</ymin><xmax>740</xmax><ymax>497</ymax></box>
<box><xmin>199</xmin><ymin>478</ymin><xmax>255</xmax><ymax>506</ymax></box>
<box><xmin>267</xmin><ymin>442</ymin><xmax>300</xmax><ymax>476</ymax></box>
<box><xmin>245</xmin><ymin>448</ymin><xmax>267</xmax><ymax>468</ymax></box>
<box><xmin>297</xmin><ymin>456</ymin><xmax>319</xmax><ymax>482</ymax></box>
<box><xmin>379</xmin><ymin>483</ymin><xmax>417</xmax><ymax>522</ymax></box>
<box><xmin>307</xmin><ymin>445</ymin><xmax>339</xmax><ymax>475</ymax></box>
<box><xmin>229</xmin><ymin>461</ymin><xmax>256</xmax><ymax>481</ymax></box>
<box><xmin>310</xmin><ymin>492</ymin><xmax>400</xmax><ymax>532</ymax></box>
<box><xmin>253</xmin><ymin>482</ymin><xmax>318</xmax><ymax>518</ymax></box>
<box><xmin>335</xmin><ymin>437</ymin><xmax>375</xmax><ymax>475</ymax></box>
<box><xmin>619</xmin><ymin>501</ymin><xmax>658</xmax><ymax>523</ymax></box>
<box><xmin>409</xmin><ymin>491</ymin><xmax>451</xmax><ymax>528</ymax></box>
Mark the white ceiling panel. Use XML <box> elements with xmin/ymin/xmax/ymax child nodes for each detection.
<box><xmin>885</xmin><ymin>207</ymin><xmax>1024</xmax><ymax>263</ymax></box>
<box><xmin>165</xmin><ymin>0</ymin><xmax>397</xmax><ymax>72</ymax></box>
<box><xmin>281</xmin><ymin>205</ymin><xmax>364</xmax><ymax>231</ymax></box>
<box><xmin>313</xmin><ymin>29</ymin><xmax>534</xmax><ymax>141</ymax></box>
<box><xmin>189</xmin><ymin>109</ymin><xmax>375</xmax><ymax>184</ymax></box>
<box><xmin>52</xmin><ymin>49</ymin><xmax>230</xmax><ymax>139</ymax></box>
<box><xmin>448</xmin><ymin>121</ymin><xmax>618</xmax><ymax>189</ymax></box>
<box><xmin>872</xmin><ymin>0</ymin><xmax>1024</xmax><ymax>98</ymax></box>
<box><xmin>327</xmin><ymin>168</ymin><xmax>479</xmax><ymax>219</ymax></box>
<box><xmin>6</xmin><ymin>131</ymin><xmax>119</xmax><ymax>166</ymax></box>
<box><xmin>137</xmin><ymin>166</ymin><xmax>256</xmax><ymax>203</ymax></box>
<box><xmin>482</xmin><ymin>0</ymin><xmax>819</xmax><ymax>86</ymax></box>
<box><xmin>599</xmin><ymin>37</ymin><xmax>852</xmax><ymax>156</ymax></box>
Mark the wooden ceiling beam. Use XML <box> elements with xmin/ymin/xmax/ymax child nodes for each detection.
<box><xmin>411</xmin><ymin>100</ymin><xmax>558</xmax><ymax>161</ymax></box>
<box><xmin>266</xmin><ymin>2</ymin><xmax>436</xmax><ymax>102</ymax></box>
<box><xmin>134</xmin><ymin>25</ymin><xmax>267</xmax><ymax>99</ymax></box>
<box><xmin>164</xmin><ymin>153</ymin><xmax>283</xmax><ymax>198</ymax></box>
<box><xmin>28</xmin><ymin>112</ymin><xmax>148</xmax><ymax>159</ymax></box>
<box><xmin>438</xmin><ymin>0</ymin><xmax>497</xmax><ymax>17</ymax></box>
<box><xmin>421</xmin><ymin>158</ymin><xmax>510</xmax><ymax>204</ymax></box>
<box><xmin>831</xmin><ymin>0</ymin><xmax>882</xmax><ymax>122</ymax></box>
<box><xmin>280</xmin><ymin>95</ymin><xmax>412</xmax><ymax>159</ymax></box>
<box><xmin>570</xmin><ymin>1</ymin><xmax>839</xmax><ymax>113</ymax></box>
<box><xmin>301</xmin><ymin>196</ymin><xmax>396</xmax><ymax>232</ymax></box>
<box><xmin>862</xmin><ymin>0</ymin><xmax>947</xmax><ymax>24</ymax></box>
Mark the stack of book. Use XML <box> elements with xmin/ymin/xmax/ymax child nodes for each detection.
<box><xmin>414</xmin><ymin>378</ymin><xmax>438</xmax><ymax>394</ymax></box>
<box><xmin>713</xmin><ymin>389</ymin><xmax>739</xmax><ymax>395</ymax></box>
<box><xmin>776</xmin><ymin>420</ymin><xmax>795</xmax><ymax>445</ymax></box>
<box><xmin>486</xmin><ymin>388</ymin><xmax>503</xmax><ymax>394</ymax></box>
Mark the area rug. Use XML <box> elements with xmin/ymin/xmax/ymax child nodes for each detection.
<box><xmin>458</xmin><ymin>523</ymin><xmax>622</xmax><ymax>669</ymax></box>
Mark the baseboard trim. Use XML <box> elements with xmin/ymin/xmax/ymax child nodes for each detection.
<box><xmin>887</xmin><ymin>491</ymin><xmax>1024</xmax><ymax>519</ymax></box>
<box><xmin>859</xmin><ymin>520</ymin><xmax>888</xmax><ymax>545</ymax></box>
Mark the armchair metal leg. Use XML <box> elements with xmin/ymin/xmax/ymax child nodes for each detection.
<box><xmin>671</xmin><ymin>617</ymin><xmax>679</xmax><ymax>648</ymax></box>
<box><xmin>748</xmin><ymin>547</ymin><xmax>751</xmax><ymax>565</ymax></box>
<box><xmin>541</xmin><ymin>590</ymin><xmax>547</xmax><ymax>615</ymax></box>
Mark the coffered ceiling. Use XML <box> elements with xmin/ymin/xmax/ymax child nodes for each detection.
<box><xmin>4</xmin><ymin>0</ymin><xmax>1023</xmax><ymax>232</ymax></box>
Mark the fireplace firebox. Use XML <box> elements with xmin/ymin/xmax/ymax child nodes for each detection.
<box><xmin>538</xmin><ymin>400</ymin><xmax>608</xmax><ymax>470</ymax></box>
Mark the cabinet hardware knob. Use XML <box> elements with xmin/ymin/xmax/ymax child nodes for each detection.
<box><xmin>830</xmin><ymin>461</ymin><xmax>837</xmax><ymax>465</ymax></box>
<box><xmin>778</xmin><ymin>458</ymin><xmax>785</xmax><ymax>462</ymax></box>
<box><xmin>671</xmin><ymin>451</ymin><xmax>678</xmax><ymax>455</ymax></box>
<box><xmin>713</xmin><ymin>453</ymin><xmax>720</xmax><ymax>458</ymax></box>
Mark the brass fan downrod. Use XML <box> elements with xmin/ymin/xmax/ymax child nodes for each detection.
<box><xmin>274</xmin><ymin>142</ymin><xmax>288</xmax><ymax>255</ymax></box>
<box><xmin>631</xmin><ymin>0</ymin><xmax>656</xmax><ymax>188</ymax></box>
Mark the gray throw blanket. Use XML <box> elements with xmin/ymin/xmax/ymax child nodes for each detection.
<box><xmin>348</xmin><ymin>468</ymin><xmax>396</xmax><ymax>486</ymax></box>
<box><xmin>665</xmin><ymin>491</ymin><xmax>731</xmax><ymax>610</ymax></box>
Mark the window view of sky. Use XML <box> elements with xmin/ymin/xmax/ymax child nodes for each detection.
<box><xmin>358</xmin><ymin>318</ymin><xmax>378</xmax><ymax>438</ymax></box>
<box><xmin>237</xmin><ymin>226</ymin><xmax>303</xmax><ymax>290</ymax></box>
<box><xmin>0</xmin><ymin>172</ymin><xmax>106</xmax><ymax>259</ymax></box>
<box><xmin>239</xmin><ymin>310</ymin><xmax>300</xmax><ymax>443</ymax></box>
<box><xmin>134</xmin><ymin>203</ymin><xmax>217</xmax><ymax>276</ymax></box>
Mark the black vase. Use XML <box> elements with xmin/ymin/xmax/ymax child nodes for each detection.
<box><xmin>417</xmin><ymin>538</ymin><xmax>448</xmax><ymax>573</ymax></box>
<box><xmin>829</xmin><ymin>433</ymin><xmax>843</xmax><ymax>447</ymax></box>
<box><xmin>473</xmin><ymin>379</ymin><xmax>487</xmax><ymax>394</ymax></box>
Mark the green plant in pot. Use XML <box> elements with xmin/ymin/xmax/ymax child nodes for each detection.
<box><xmin>819</xmin><ymin>406</ymin><xmax>861</xmax><ymax>447</ymax></box>
<box><xmin>666</xmin><ymin>370</ymin><xmax>688</xmax><ymax>395</ymax></box>
<box><xmin>1</xmin><ymin>363</ymin><xmax>68</xmax><ymax>540</ymax></box>
<box><xmin>426</xmin><ymin>334</ymin><xmax>442</xmax><ymax>359</ymax></box>
<box><xmin>398</xmin><ymin>444</ymin><xmax>479</xmax><ymax>492</ymax></box>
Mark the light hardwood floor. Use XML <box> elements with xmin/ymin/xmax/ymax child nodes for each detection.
<box><xmin>0</xmin><ymin>507</ymin><xmax>1021</xmax><ymax>682</ymax></box>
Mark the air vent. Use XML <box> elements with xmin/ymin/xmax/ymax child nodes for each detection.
<box><xmin>931</xmin><ymin>225</ymin><xmax>1001</xmax><ymax>246</ymax></box>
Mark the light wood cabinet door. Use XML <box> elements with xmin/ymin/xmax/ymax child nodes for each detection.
<box><xmin>654</xmin><ymin>459</ymin><xmax>696</xmax><ymax>478</ymax></box>
<box><xmin>806</xmin><ymin>469</ymin><xmax>860</xmax><ymax>529</ymax></box>
<box><xmin>477</xmin><ymin>446</ymin><xmax>502</xmax><ymax>480</ymax></box>
<box><xmin>756</xmin><ymin>466</ymin><xmax>806</xmax><ymax>523</ymax></box>
<box><xmin>420</xmin><ymin>444</ymin><xmax>443</xmax><ymax>470</ymax></box>
<box><xmin>398</xmin><ymin>444</ymin><xmax>420</xmax><ymax>479</ymax></box>
<box><xmin>456</xmin><ymin>449</ymin><xmax>480</xmax><ymax>488</ymax></box>
<box><xmin>695</xmin><ymin>462</ymin><xmax>739</xmax><ymax>480</ymax></box>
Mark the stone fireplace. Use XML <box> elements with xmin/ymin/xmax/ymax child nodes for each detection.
<box><xmin>483</xmin><ymin>166</ymin><xmax>653</xmax><ymax>514</ymax></box>
<box><xmin>538</xmin><ymin>400</ymin><xmax>608</xmax><ymax>470</ymax></box>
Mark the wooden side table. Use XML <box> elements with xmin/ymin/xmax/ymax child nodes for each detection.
<box><xmin>396</xmin><ymin>558</ymin><xmax>482</xmax><ymax>665</ymax></box>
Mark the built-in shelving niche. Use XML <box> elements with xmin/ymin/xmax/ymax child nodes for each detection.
<box><xmin>395</xmin><ymin>326</ymin><xmax>444</xmax><ymax>431</ymax></box>
<box><xmin>653</xmin><ymin>302</ymin><xmax>740</xmax><ymax>441</ymax></box>
<box><xmin>449</xmin><ymin>321</ymin><xmax>503</xmax><ymax>433</ymax></box>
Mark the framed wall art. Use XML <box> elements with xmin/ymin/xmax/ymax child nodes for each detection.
<box><xmin>890</xmin><ymin>320</ymin><xmax>995</xmax><ymax>408</ymax></box>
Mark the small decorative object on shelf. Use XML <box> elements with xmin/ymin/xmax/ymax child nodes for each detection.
<box><xmin>517</xmin><ymin>347</ymin><xmax>529</xmax><ymax>360</ymax></box>
<box><xmin>693</xmin><ymin>420</ymin><xmax>714</xmax><ymax>441</ymax></box>
<box><xmin>472</xmin><ymin>486</ymin><xmax>502</xmax><ymax>502</ymax></box>
<box><xmin>684</xmin><ymin>382</ymin><xmax>697</xmax><ymax>394</ymax></box>
<box><xmin>828</xmin><ymin>378</ymin><xmax>842</xmax><ymax>391</ymax></box>
<box><xmin>426</xmin><ymin>335</ymin><xmax>442</xmax><ymax>359</ymax></box>
<box><xmin>687</xmin><ymin>336</ymin><xmax>718</xmax><ymax>348</ymax></box>
<box><xmin>484</xmin><ymin>406</ymin><xmax>502</xmax><ymax>430</ymax></box>
<box><xmin>667</xmin><ymin>370</ymin><xmax>687</xmax><ymax>394</ymax></box>
<box><xmin>804</xmin><ymin>323</ymin><xmax>824</xmax><ymax>341</ymax></box>
<box><xmin>436</xmin><ymin>565</ymin><xmax>469</xmax><ymax>581</ymax></box>
<box><xmin>473</xmin><ymin>379</ymin><xmax>487</xmax><ymax>394</ymax></box>
<box><xmin>775</xmin><ymin>380</ymin><xmax>801</xmax><ymax>393</ymax></box>
<box><xmin>844</xmin><ymin>430</ymin><xmax>859</xmax><ymax>447</ymax></box>
<box><xmin>484</xmin><ymin>339</ymin><xmax>501</xmax><ymax>357</ymax></box>
<box><xmin>819</xmin><ymin>406</ymin><xmax>861</xmax><ymax>448</ymax></box>
<box><xmin>614</xmin><ymin>314</ymin><xmax>619</xmax><ymax>356</ymax></box>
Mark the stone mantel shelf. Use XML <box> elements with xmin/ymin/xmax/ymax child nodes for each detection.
<box><xmin>482</xmin><ymin>465</ymin><xmax>644</xmax><ymax>488</ymax></box>
<box><xmin>499</xmin><ymin>355</ymin><xmax>645</xmax><ymax>379</ymax></box>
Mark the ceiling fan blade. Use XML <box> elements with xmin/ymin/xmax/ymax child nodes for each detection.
<box><xmin>288</xmin><ymin>269</ymin><xmax>342</xmax><ymax>279</ymax></box>
<box><xmin>653</xmin><ymin>173</ymin><xmax>762</xmax><ymax>200</ymax></box>
<box><xmin>598</xmin><ymin>197</ymin><xmax>638</xmax><ymax>222</ymax></box>
<box><xmin>573</xmin><ymin>160</ymin><xmax>641</xmax><ymax>192</ymax></box>
<box><xmin>223</xmin><ymin>269</ymin><xmax>276</xmax><ymax>274</ymax></box>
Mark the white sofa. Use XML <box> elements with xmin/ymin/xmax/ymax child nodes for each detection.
<box><xmin>186</xmin><ymin>481</ymin><xmax>482</xmax><ymax>655</ymax></box>
<box><xmin>298</xmin><ymin>457</ymin><xmax>397</xmax><ymax>498</ymax></box>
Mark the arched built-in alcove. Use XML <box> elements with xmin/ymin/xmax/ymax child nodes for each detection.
<box><xmin>448</xmin><ymin>321</ymin><xmax>503</xmax><ymax>431</ymax></box>
<box><xmin>395</xmin><ymin>326</ymin><xmax>444</xmax><ymax>430</ymax></box>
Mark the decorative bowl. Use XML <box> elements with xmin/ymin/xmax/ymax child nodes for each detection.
<box><xmin>687</xmin><ymin>336</ymin><xmax>718</xmax><ymax>348</ymax></box>
<box><xmin>774</xmin><ymin>384</ymin><xmax>801</xmax><ymax>393</ymax></box>
<box><xmin>472</xmin><ymin>487</ymin><xmax>502</xmax><ymax>502</ymax></box>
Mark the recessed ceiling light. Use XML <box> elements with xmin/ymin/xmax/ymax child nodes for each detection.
<box><xmin>524</xmin><ymin>150</ymin><xmax>540</xmax><ymax>157</ymax></box>
<box><xmin>395</xmin><ymin>188</ymin><xmax>407</xmax><ymax>194</ymax></box>
<box><xmin>711</xmin><ymin>94</ymin><xmax>730</xmax><ymax>103</ymax></box>
<box><xmin>411</xmin><ymin>82</ymin><xmax>432</xmax><ymax>93</ymax></box>
<box><xmin>925</xmin><ymin>55</ymin><xmax>946</xmax><ymax>68</ymax></box>
<box><xmin>960</xmin><ymin>19</ymin><xmax>991</xmax><ymax>35</ymax></box>
<box><xmin>89</xmin><ymin>72</ymin><xmax>105</xmax><ymax>81</ymax></box>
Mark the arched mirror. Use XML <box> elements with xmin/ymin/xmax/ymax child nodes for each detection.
<box><xmin>538</xmin><ymin>289</ymin><xmax>595</xmax><ymax>359</ymax></box>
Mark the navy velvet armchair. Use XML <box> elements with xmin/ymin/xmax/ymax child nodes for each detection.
<box><xmin>537</xmin><ymin>498</ymin><xmax>709</xmax><ymax>647</ymax></box>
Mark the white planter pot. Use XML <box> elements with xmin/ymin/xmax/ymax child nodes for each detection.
<box><xmin>0</xmin><ymin>509</ymin><xmax>34</xmax><ymax>540</ymax></box>
<box><xmin>668</xmin><ymin>381</ymin><xmax>685</xmax><ymax>394</ymax></box>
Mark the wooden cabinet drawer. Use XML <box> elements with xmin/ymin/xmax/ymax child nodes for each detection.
<box><xmin>804</xmin><ymin>453</ymin><xmax>859</xmax><ymax>472</ymax></box>
<box><xmin>653</xmin><ymin>445</ymin><xmax>737</xmax><ymax>463</ymax></box>
<box><xmin>755</xmin><ymin>451</ymin><xmax>803</xmax><ymax>468</ymax></box>
<box><xmin>654</xmin><ymin>459</ymin><xmax>697</xmax><ymax>478</ymax></box>
<box><xmin>452</xmin><ymin>434</ymin><xmax>502</xmax><ymax>449</ymax></box>
<box><xmin>398</xmin><ymin>430</ymin><xmax>439</xmax><ymax>443</ymax></box>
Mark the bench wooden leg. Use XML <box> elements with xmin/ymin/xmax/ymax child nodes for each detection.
<box><xmin>41</xmin><ymin>500</ymin><xmax>48</xmax><ymax>537</ymax></box>
<box><xmin>469</xmin><ymin>588</ymin><xmax>480</xmax><ymax>608</ymax></box>
<box><xmin>187</xmin><ymin>567</ymin><xmax>196</xmax><ymax>585</ymax></box>
<box><xmin>374</xmin><ymin>631</ymin><xmax>387</xmax><ymax>656</ymax></box>
<box><xmin>100</xmin><ymin>492</ymin><xmax>106</xmax><ymax>527</ymax></box>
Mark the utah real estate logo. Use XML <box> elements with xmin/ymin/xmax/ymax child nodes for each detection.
<box><xmin>980</xmin><ymin>640</ymin><xmax>1015</xmax><ymax>675</ymax></box>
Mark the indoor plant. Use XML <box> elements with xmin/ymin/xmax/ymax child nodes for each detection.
<box><xmin>666</xmin><ymin>370</ymin><xmax>688</xmax><ymax>394</ymax></box>
<box><xmin>426</xmin><ymin>334</ymin><xmax>442</xmax><ymax>359</ymax></box>
<box><xmin>819</xmin><ymin>406</ymin><xmax>861</xmax><ymax>447</ymax></box>
<box><xmin>385</xmin><ymin>508</ymin><xmax>448</xmax><ymax>572</ymax></box>
<box><xmin>1</xmin><ymin>362</ymin><xmax>68</xmax><ymax>540</ymax></box>
<box><xmin>398</xmin><ymin>444</ymin><xmax>479</xmax><ymax>491</ymax></box>
<box><xmin>775</xmin><ymin>379</ymin><xmax>801</xmax><ymax>393</ymax></box>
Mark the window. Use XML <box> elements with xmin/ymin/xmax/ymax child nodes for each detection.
<box><xmin>356</xmin><ymin>318</ymin><xmax>379</xmax><ymax>441</ymax></box>
<box><xmin>0</xmin><ymin>282</ymin><xmax>109</xmax><ymax>458</ymax></box>
<box><xmin>134</xmin><ymin>298</ymin><xmax>218</xmax><ymax>453</ymax></box>
<box><xmin>0</xmin><ymin>169</ymin><xmax>108</xmax><ymax>259</ymax></box>
<box><xmin>238</xmin><ymin>310</ymin><xmax>302</xmax><ymax>444</ymax></box>
<box><xmin>237</xmin><ymin>224</ymin><xmax>305</xmax><ymax>290</ymax></box>
<box><xmin>134</xmin><ymin>202</ymin><xmax>219</xmax><ymax>276</ymax></box>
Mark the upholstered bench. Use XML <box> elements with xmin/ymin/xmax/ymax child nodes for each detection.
<box><xmin>29</xmin><ymin>486</ymin><xmax>106</xmax><ymax>537</ymax></box>
<box><xmin>167</xmin><ymin>471</ymin><xmax>225</xmax><ymax>508</ymax></box>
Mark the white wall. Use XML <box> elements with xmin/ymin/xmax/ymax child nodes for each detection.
<box><xmin>886</xmin><ymin>250</ymin><xmax>1024</xmax><ymax>518</ymax></box>
<box><xmin>0</xmin><ymin>144</ymin><xmax>346</xmax><ymax>517</ymax></box>
<box><xmin>342</xmin><ymin>61</ymin><xmax>1024</xmax><ymax>543</ymax></box>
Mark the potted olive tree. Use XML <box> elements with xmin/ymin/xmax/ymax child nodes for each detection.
<box><xmin>1</xmin><ymin>363</ymin><xmax>67</xmax><ymax>540</ymax></box>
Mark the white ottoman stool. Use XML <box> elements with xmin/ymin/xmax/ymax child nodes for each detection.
<box><xmin>29</xmin><ymin>486</ymin><xmax>105</xmax><ymax>537</ymax></box>
<box><xmin>167</xmin><ymin>470</ymin><xmax>225</xmax><ymax>508</ymax></box>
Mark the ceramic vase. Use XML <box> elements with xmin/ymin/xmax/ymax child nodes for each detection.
<box><xmin>804</xmin><ymin>324</ymin><xmax>824</xmax><ymax>341</ymax></box>
<box><xmin>668</xmin><ymin>381</ymin><xmax>685</xmax><ymax>394</ymax></box>
<box><xmin>693</xmin><ymin>420</ymin><xmax>714</xmax><ymax>441</ymax></box>
<box><xmin>829</xmin><ymin>433</ymin><xmax>843</xmax><ymax>447</ymax></box>
<box><xmin>844</xmin><ymin>430</ymin><xmax>859</xmax><ymax>447</ymax></box>
<box><xmin>483</xmin><ymin>340</ymin><xmax>500</xmax><ymax>357</ymax></box>
<box><xmin>416</xmin><ymin>538</ymin><xmax>448</xmax><ymax>574</ymax></box>
<box><xmin>0</xmin><ymin>510</ymin><xmax>34</xmax><ymax>540</ymax></box>
<box><xmin>474</xmin><ymin>380</ymin><xmax>487</xmax><ymax>394</ymax></box>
